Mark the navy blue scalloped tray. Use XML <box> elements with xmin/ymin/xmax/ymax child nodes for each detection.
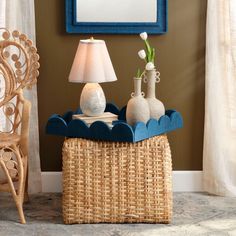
<box><xmin>46</xmin><ymin>103</ymin><xmax>183</xmax><ymax>143</ymax></box>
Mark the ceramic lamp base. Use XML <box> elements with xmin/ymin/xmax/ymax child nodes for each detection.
<box><xmin>80</xmin><ymin>83</ymin><xmax>106</xmax><ymax>116</ymax></box>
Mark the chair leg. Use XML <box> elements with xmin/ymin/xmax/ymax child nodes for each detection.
<box><xmin>0</xmin><ymin>146</ymin><xmax>27</xmax><ymax>224</ymax></box>
<box><xmin>15</xmin><ymin>147</ymin><xmax>27</xmax><ymax>224</ymax></box>
<box><xmin>24</xmin><ymin>191</ymin><xmax>29</xmax><ymax>203</ymax></box>
<box><xmin>16</xmin><ymin>199</ymin><xmax>26</xmax><ymax>224</ymax></box>
<box><xmin>23</xmin><ymin>158</ymin><xmax>29</xmax><ymax>203</ymax></box>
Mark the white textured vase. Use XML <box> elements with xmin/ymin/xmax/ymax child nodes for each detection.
<box><xmin>145</xmin><ymin>69</ymin><xmax>165</xmax><ymax>120</ymax></box>
<box><xmin>126</xmin><ymin>78</ymin><xmax>150</xmax><ymax>126</ymax></box>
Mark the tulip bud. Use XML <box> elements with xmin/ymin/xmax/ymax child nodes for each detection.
<box><xmin>138</xmin><ymin>50</ymin><xmax>146</xmax><ymax>60</ymax></box>
<box><xmin>145</xmin><ymin>62</ymin><xmax>155</xmax><ymax>71</ymax></box>
<box><xmin>140</xmin><ymin>32</ymin><xmax>148</xmax><ymax>41</ymax></box>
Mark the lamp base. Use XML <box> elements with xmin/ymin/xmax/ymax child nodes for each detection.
<box><xmin>80</xmin><ymin>83</ymin><xmax>106</xmax><ymax>116</ymax></box>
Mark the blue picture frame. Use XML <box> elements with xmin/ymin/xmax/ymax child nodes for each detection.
<box><xmin>65</xmin><ymin>0</ymin><xmax>168</xmax><ymax>34</ymax></box>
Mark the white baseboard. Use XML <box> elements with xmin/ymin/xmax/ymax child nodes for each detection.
<box><xmin>42</xmin><ymin>171</ymin><xmax>203</xmax><ymax>193</ymax></box>
<box><xmin>172</xmin><ymin>171</ymin><xmax>203</xmax><ymax>192</ymax></box>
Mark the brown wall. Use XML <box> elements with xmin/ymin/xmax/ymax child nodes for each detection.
<box><xmin>35</xmin><ymin>0</ymin><xmax>207</xmax><ymax>171</ymax></box>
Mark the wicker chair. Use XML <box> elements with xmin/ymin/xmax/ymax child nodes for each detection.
<box><xmin>0</xmin><ymin>29</ymin><xmax>40</xmax><ymax>224</ymax></box>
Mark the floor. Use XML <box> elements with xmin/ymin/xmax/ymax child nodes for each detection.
<box><xmin>0</xmin><ymin>193</ymin><xmax>236</xmax><ymax>236</ymax></box>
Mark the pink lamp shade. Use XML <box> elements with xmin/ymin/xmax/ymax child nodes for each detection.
<box><xmin>68</xmin><ymin>39</ymin><xmax>117</xmax><ymax>83</ymax></box>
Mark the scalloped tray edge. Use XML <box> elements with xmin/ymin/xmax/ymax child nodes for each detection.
<box><xmin>46</xmin><ymin>103</ymin><xmax>183</xmax><ymax>143</ymax></box>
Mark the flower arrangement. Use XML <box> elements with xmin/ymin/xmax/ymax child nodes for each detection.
<box><xmin>136</xmin><ymin>32</ymin><xmax>156</xmax><ymax>78</ymax></box>
<box><xmin>126</xmin><ymin>31</ymin><xmax>165</xmax><ymax>126</ymax></box>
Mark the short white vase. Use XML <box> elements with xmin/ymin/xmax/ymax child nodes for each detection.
<box><xmin>126</xmin><ymin>78</ymin><xmax>150</xmax><ymax>126</ymax></box>
<box><xmin>145</xmin><ymin>69</ymin><xmax>165</xmax><ymax>120</ymax></box>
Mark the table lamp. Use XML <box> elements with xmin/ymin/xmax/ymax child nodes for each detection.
<box><xmin>68</xmin><ymin>38</ymin><xmax>117</xmax><ymax>116</ymax></box>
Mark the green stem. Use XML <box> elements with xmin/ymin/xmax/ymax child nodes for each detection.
<box><xmin>136</xmin><ymin>68</ymin><xmax>141</xmax><ymax>78</ymax></box>
<box><xmin>140</xmin><ymin>70</ymin><xmax>146</xmax><ymax>78</ymax></box>
<box><xmin>152</xmin><ymin>48</ymin><xmax>155</xmax><ymax>63</ymax></box>
<box><xmin>144</xmin><ymin>40</ymin><xmax>152</xmax><ymax>62</ymax></box>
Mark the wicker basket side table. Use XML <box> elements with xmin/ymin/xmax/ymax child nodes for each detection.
<box><xmin>62</xmin><ymin>135</ymin><xmax>172</xmax><ymax>224</ymax></box>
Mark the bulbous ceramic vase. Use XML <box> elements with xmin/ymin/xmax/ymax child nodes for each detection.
<box><xmin>126</xmin><ymin>78</ymin><xmax>150</xmax><ymax>126</ymax></box>
<box><xmin>145</xmin><ymin>69</ymin><xmax>165</xmax><ymax>120</ymax></box>
<box><xmin>80</xmin><ymin>83</ymin><xmax>106</xmax><ymax>116</ymax></box>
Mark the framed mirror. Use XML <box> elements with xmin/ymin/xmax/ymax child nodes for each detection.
<box><xmin>66</xmin><ymin>0</ymin><xmax>168</xmax><ymax>34</ymax></box>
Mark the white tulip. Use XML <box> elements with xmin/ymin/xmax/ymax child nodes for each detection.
<box><xmin>138</xmin><ymin>50</ymin><xmax>146</xmax><ymax>59</ymax></box>
<box><xmin>140</xmin><ymin>32</ymin><xmax>148</xmax><ymax>41</ymax></box>
<box><xmin>145</xmin><ymin>62</ymin><xmax>155</xmax><ymax>71</ymax></box>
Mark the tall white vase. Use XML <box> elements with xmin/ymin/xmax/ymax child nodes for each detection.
<box><xmin>126</xmin><ymin>78</ymin><xmax>150</xmax><ymax>126</ymax></box>
<box><xmin>145</xmin><ymin>69</ymin><xmax>165</xmax><ymax>120</ymax></box>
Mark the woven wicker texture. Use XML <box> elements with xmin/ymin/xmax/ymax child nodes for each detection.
<box><xmin>0</xmin><ymin>29</ymin><xmax>40</xmax><ymax>224</ymax></box>
<box><xmin>62</xmin><ymin>135</ymin><xmax>172</xmax><ymax>224</ymax></box>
